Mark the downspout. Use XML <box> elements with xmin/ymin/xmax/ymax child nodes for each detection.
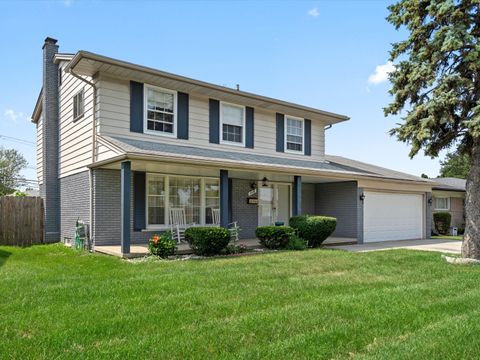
<box><xmin>69</xmin><ymin>69</ymin><xmax>97</xmax><ymax>251</ymax></box>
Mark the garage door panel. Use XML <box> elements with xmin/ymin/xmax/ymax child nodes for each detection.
<box><xmin>364</xmin><ymin>192</ymin><xmax>423</xmax><ymax>242</ymax></box>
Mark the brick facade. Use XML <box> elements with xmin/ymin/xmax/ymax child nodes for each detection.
<box><xmin>60</xmin><ymin>171</ymin><xmax>90</xmax><ymax>242</ymax></box>
<box><xmin>42</xmin><ymin>38</ymin><xmax>60</xmax><ymax>243</ymax></box>
<box><xmin>231</xmin><ymin>179</ymin><xmax>258</xmax><ymax>239</ymax></box>
<box><xmin>315</xmin><ymin>181</ymin><xmax>359</xmax><ymax>239</ymax></box>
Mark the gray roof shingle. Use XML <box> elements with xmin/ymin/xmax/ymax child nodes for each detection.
<box><xmin>433</xmin><ymin>177</ymin><xmax>466</xmax><ymax>191</ymax></box>
<box><xmin>101</xmin><ymin>136</ymin><xmax>430</xmax><ymax>183</ymax></box>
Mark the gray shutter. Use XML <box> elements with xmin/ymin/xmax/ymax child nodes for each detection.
<box><xmin>304</xmin><ymin>119</ymin><xmax>311</xmax><ymax>156</ymax></box>
<box><xmin>276</xmin><ymin>113</ymin><xmax>285</xmax><ymax>152</ymax></box>
<box><xmin>245</xmin><ymin>106</ymin><xmax>254</xmax><ymax>148</ymax></box>
<box><xmin>130</xmin><ymin>81</ymin><xmax>144</xmax><ymax>133</ymax></box>
<box><xmin>209</xmin><ymin>99</ymin><xmax>220</xmax><ymax>144</ymax></box>
<box><xmin>177</xmin><ymin>92</ymin><xmax>189</xmax><ymax>139</ymax></box>
<box><xmin>133</xmin><ymin>171</ymin><xmax>146</xmax><ymax>231</ymax></box>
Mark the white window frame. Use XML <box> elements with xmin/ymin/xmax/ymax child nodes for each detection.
<box><xmin>220</xmin><ymin>101</ymin><xmax>246</xmax><ymax>147</ymax></box>
<box><xmin>73</xmin><ymin>88</ymin><xmax>84</xmax><ymax>121</ymax></box>
<box><xmin>284</xmin><ymin>115</ymin><xmax>305</xmax><ymax>154</ymax></box>
<box><xmin>143</xmin><ymin>84</ymin><xmax>177</xmax><ymax>138</ymax></box>
<box><xmin>145</xmin><ymin>173</ymin><xmax>220</xmax><ymax>230</ymax></box>
<box><xmin>434</xmin><ymin>196</ymin><xmax>450</xmax><ymax>211</ymax></box>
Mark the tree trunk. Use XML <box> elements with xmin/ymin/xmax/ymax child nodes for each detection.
<box><xmin>462</xmin><ymin>137</ymin><xmax>480</xmax><ymax>259</ymax></box>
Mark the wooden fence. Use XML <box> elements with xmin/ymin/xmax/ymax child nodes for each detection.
<box><xmin>0</xmin><ymin>196</ymin><xmax>44</xmax><ymax>246</ymax></box>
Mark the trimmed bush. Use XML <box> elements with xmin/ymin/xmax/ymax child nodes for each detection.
<box><xmin>148</xmin><ymin>231</ymin><xmax>177</xmax><ymax>258</ymax></box>
<box><xmin>289</xmin><ymin>215</ymin><xmax>309</xmax><ymax>231</ymax></box>
<box><xmin>434</xmin><ymin>212</ymin><xmax>452</xmax><ymax>235</ymax></box>
<box><xmin>185</xmin><ymin>227</ymin><xmax>230</xmax><ymax>256</ymax></box>
<box><xmin>255</xmin><ymin>226</ymin><xmax>295</xmax><ymax>249</ymax></box>
<box><xmin>289</xmin><ymin>215</ymin><xmax>337</xmax><ymax>248</ymax></box>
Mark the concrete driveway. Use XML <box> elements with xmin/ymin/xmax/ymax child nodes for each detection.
<box><xmin>326</xmin><ymin>238</ymin><xmax>462</xmax><ymax>254</ymax></box>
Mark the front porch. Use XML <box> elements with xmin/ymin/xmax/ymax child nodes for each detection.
<box><xmin>91</xmin><ymin>158</ymin><xmax>362</xmax><ymax>257</ymax></box>
<box><xmin>95</xmin><ymin>236</ymin><xmax>357</xmax><ymax>258</ymax></box>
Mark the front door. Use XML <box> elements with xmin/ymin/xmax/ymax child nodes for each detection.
<box><xmin>258</xmin><ymin>183</ymin><xmax>291</xmax><ymax>226</ymax></box>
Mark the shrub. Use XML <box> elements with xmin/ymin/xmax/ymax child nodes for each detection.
<box><xmin>285</xmin><ymin>234</ymin><xmax>308</xmax><ymax>250</ymax></box>
<box><xmin>289</xmin><ymin>215</ymin><xmax>309</xmax><ymax>230</ymax></box>
<box><xmin>434</xmin><ymin>212</ymin><xmax>452</xmax><ymax>235</ymax></box>
<box><xmin>224</xmin><ymin>243</ymin><xmax>248</xmax><ymax>255</ymax></box>
<box><xmin>255</xmin><ymin>226</ymin><xmax>295</xmax><ymax>249</ymax></box>
<box><xmin>148</xmin><ymin>231</ymin><xmax>176</xmax><ymax>258</ymax></box>
<box><xmin>185</xmin><ymin>227</ymin><xmax>230</xmax><ymax>256</ymax></box>
<box><xmin>289</xmin><ymin>215</ymin><xmax>337</xmax><ymax>248</ymax></box>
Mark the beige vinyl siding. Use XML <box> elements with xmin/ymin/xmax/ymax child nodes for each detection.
<box><xmin>36</xmin><ymin>114</ymin><xmax>43</xmax><ymax>185</ymax></box>
<box><xmin>357</xmin><ymin>179</ymin><xmax>432</xmax><ymax>193</ymax></box>
<box><xmin>96</xmin><ymin>75</ymin><xmax>326</xmax><ymax>162</ymax></box>
<box><xmin>95</xmin><ymin>141</ymin><xmax>122</xmax><ymax>162</ymax></box>
<box><xmin>58</xmin><ymin>61</ymin><xmax>94</xmax><ymax>178</ymax></box>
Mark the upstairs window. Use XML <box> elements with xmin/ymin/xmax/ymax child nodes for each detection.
<box><xmin>434</xmin><ymin>197</ymin><xmax>450</xmax><ymax>211</ymax></box>
<box><xmin>145</xmin><ymin>85</ymin><xmax>176</xmax><ymax>136</ymax></box>
<box><xmin>73</xmin><ymin>89</ymin><xmax>84</xmax><ymax>121</ymax></box>
<box><xmin>221</xmin><ymin>102</ymin><xmax>245</xmax><ymax>145</ymax></box>
<box><xmin>285</xmin><ymin>116</ymin><xmax>303</xmax><ymax>153</ymax></box>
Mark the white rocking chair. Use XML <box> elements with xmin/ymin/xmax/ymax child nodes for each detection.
<box><xmin>169</xmin><ymin>208</ymin><xmax>187</xmax><ymax>244</ymax></box>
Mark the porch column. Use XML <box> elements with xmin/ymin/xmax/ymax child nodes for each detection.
<box><xmin>220</xmin><ymin>169</ymin><xmax>229</xmax><ymax>228</ymax></box>
<box><xmin>121</xmin><ymin>161</ymin><xmax>131</xmax><ymax>255</ymax></box>
<box><xmin>293</xmin><ymin>175</ymin><xmax>302</xmax><ymax>216</ymax></box>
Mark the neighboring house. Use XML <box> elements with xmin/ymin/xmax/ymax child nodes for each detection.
<box><xmin>24</xmin><ymin>188</ymin><xmax>40</xmax><ymax>197</ymax></box>
<box><xmin>432</xmin><ymin>177</ymin><xmax>466</xmax><ymax>232</ymax></box>
<box><xmin>32</xmin><ymin>38</ymin><xmax>435</xmax><ymax>256</ymax></box>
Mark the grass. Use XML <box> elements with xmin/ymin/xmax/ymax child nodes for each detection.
<box><xmin>1</xmin><ymin>245</ymin><xmax>480</xmax><ymax>359</ymax></box>
<box><xmin>432</xmin><ymin>235</ymin><xmax>463</xmax><ymax>240</ymax></box>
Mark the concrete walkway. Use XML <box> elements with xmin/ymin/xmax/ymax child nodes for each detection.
<box><xmin>325</xmin><ymin>238</ymin><xmax>462</xmax><ymax>254</ymax></box>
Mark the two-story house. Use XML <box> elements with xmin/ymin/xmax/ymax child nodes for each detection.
<box><xmin>32</xmin><ymin>38</ymin><xmax>434</xmax><ymax>256</ymax></box>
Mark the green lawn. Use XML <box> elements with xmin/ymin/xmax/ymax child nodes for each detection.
<box><xmin>1</xmin><ymin>245</ymin><xmax>480</xmax><ymax>359</ymax></box>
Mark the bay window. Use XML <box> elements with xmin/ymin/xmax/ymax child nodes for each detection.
<box><xmin>221</xmin><ymin>102</ymin><xmax>245</xmax><ymax>145</ymax></box>
<box><xmin>146</xmin><ymin>174</ymin><xmax>220</xmax><ymax>228</ymax></box>
<box><xmin>169</xmin><ymin>177</ymin><xmax>201</xmax><ymax>225</ymax></box>
<box><xmin>205</xmin><ymin>179</ymin><xmax>220</xmax><ymax>224</ymax></box>
<box><xmin>147</xmin><ymin>175</ymin><xmax>165</xmax><ymax>225</ymax></box>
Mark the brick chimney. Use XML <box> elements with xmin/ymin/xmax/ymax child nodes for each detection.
<box><xmin>42</xmin><ymin>37</ymin><xmax>60</xmax><ymax>243</ymax></box>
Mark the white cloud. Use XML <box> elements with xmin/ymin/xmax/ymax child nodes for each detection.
<box><xmin>4</xmin><ymin>109</ymin><xmax>27</xmax><ymax>123</ymax></box>
<box><xmin>62</xmin><ymin>0</ymin><xmax>73</xmax><ymax>7</ymax></box>
<box><xmin>368</xmin><ymin>61</ymin><xmax>395</xmax><ymax>84</ymax></box>
<box><xmin>308</xmin><ymin>7</ymin><xmax>319</xmax><ymax>17</ymax></box>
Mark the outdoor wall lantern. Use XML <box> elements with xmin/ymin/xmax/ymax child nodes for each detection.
<box><xmin>359</xmin><ymin>193</ymin><xmax>366</xmax><ymax>201</ymax></box>
<box><xmin>262</xmin><ymin>177</ymin><xmax>269</xmax><ymax>187</ymax></box>
<box><xmin>428</xmin><ymin>197</ymin><xmax>433</xmax><ymax>206</ymax></box>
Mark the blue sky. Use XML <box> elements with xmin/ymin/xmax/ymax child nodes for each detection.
<box><xmin>0</xmin><ymin>0</ymin><xmax>447</xmax><ymax>187</ymax></box>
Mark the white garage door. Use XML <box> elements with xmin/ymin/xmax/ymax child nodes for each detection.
<box><xmin>364</xmin><ymin>192</ymin><xmax>423</xmax><ymax>243</ymax></box>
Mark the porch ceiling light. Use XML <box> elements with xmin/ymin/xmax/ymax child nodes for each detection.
<box><xmin>262</xmin><ymin>177</ymin><xmax>269</xmax><ymax>187</ymax></box>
